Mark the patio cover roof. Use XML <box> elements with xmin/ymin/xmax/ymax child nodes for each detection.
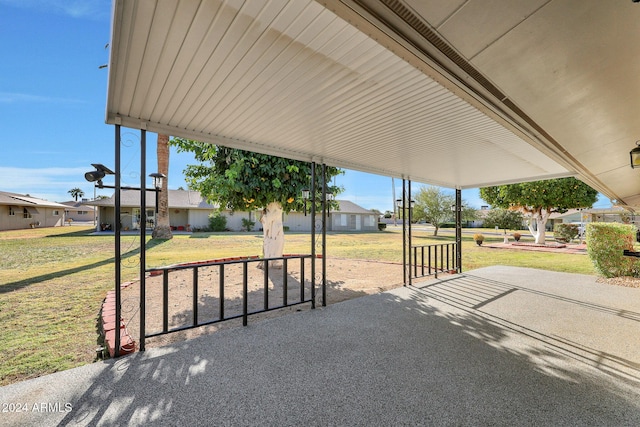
<box><xmin>105</xmin><ymin>0</ymin><xmax>640</xmax><ymax>207</ymax></box>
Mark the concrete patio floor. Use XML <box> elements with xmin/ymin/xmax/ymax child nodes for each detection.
<box><xmin>1</xmin><ymin>266</ymin><xmax>639</xmax><ymax>426</ymax></box>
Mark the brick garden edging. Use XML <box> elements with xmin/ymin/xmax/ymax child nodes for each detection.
<box><xmin>100</xmin><ymin>283</ymin><xmax>136</xmax><ymax>358</ymax></box>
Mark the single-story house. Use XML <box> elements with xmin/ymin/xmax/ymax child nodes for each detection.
<box><xmin>88</xmin><ymin>189</ymin><xmax>228</xmax><ymax>231</ymax></box>
<box><xmin>60</xmin><ymin>200</ymin><xmax>97</xmax><ymax>223</ymax></box>
<box><xmin>551</xmin><ymin>207</ymin><xmax>634</xmax><ymax>230</ymax></box>
<box><xmin>0</xmin><ymin>191</ymin><xmax>69</xmax><ymax>231</ymax></box>
<box><xmin>88</xmin><ymin>189</ymin><xmax>378</xmax><ymax>233</ymax></box>
<box><xmin>284</xmin><ymin>200</ymin><xmax>378</xmax><ymax>232</ymax></box>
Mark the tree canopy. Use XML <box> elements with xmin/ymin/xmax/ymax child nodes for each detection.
<box><xmin>68</xmin><ymin>188</ymin><xmax>84</xmax><ymax>201</ymax></box>
<box><xmin>171</xmin><ymin>138</ymin><xmax>344</xmax><ymax>265</ymax></box>
<box><xmin>482</xmin><ymin>209</ymin><xmax>524</xmax><ymax>233</ymax></box>
<box><xmin>413</xmin><ymin>186</ymin><xmax>476</xmax><ymax>236</ymax></box>
<box><xmin>479</xmin><ymin>177</ymin><xmax>598</xmax><ymax>244</ymax></box>
<box><xmin>171</xmin><ymin>138</ymin><xmax>342</xmax><ymax>212</ymax></box>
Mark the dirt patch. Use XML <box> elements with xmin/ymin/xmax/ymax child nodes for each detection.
<box><xmin>596</xmin><ymin>276</ymin><xmax>640</xmax><ymax>288</ymax></box>
<box><xmin>120</xmin><ymin>258</ymin><xmax>405</xmax><ymax>350</ymax></box>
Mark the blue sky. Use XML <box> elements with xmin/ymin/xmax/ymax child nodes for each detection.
<box><xmin>0</xmin><ymin>1</ymin><xmax>610</xmax><ymax>212</ymax></box>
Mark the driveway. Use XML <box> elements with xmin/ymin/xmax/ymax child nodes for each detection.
<box><xmin>1</xmin><ymin>266</ymin><xmax>639</xmax><ymax>426</ymax></box>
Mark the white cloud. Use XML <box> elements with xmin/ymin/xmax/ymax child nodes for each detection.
<box><xmin>0</xmin><ymin>92</ymin><xmax>84</xmax><ymax>105</ymax></box>
<box><xmin>0</xmin><ymin>166</ymin><xmax>93</xmax><ymax>202</ymax></box>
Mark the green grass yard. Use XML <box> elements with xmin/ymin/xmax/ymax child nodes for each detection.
<box><xmin>0</xmin><ymin>226</ymin><xmax>596</xmax><ymax>385</ymax></box>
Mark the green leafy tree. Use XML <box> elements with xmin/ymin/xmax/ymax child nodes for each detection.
<box><xmin>480</xmin><ymin>177</ymin><xmax>598</xmax><ymax>244</ymax></box>
<box><xmin>483</xmin><ymin>209</ymin><xmax>524</xmax><ymax>235</ymax></box>
<box><xmin>413</xmin><ymin>186</ymin><xmax>473</xmax><ymax>236</ymax></box>
<box><xmin>68</xmin><ymin>188</ymin><xmax>84</xmax><ymax>201</ymax></box>
<box><xmin>171</xmin><ymin>138</ymin><xmax>343</xmax><ymax>265</ymax></box>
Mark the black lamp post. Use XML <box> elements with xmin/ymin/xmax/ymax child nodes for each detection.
<box><xmin>149</xmin><ymin>172</ymin><xmax>166</xmax><ymax>226</ymax></box>
<box><xmin>301</xmin><ymin>189</ymin><xmax>310</xmax><ymax>215</ymax></box>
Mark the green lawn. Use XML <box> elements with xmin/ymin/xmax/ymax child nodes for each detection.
<box><xmin>0</xmin><ymin>225</ymin><xmax>596</xmax><ymax>385</ymax></box>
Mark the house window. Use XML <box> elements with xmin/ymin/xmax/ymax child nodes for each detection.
<box><xmin>9</xmin><ymin>206</ymin><xmax>15</xmax><ymax>216</ymax></box>
<box><xmin>23</xmin><ymin>208</ymin><xmax>32</xmax><ymax>219</ymax></box>
<box><xmin>78</xmin><ymin>211</ymin><xmax>87</xmax><ymax>215</ymax></box>
<box><xmin>53</xmin><ymin>210</ymin><xmax>59</xmax><ymax>216</ymax></box>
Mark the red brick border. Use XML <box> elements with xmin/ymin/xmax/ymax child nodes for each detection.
<box><xmin>100</xmin><ymin>285</ymin><xmax>136</xmax><ymax>358</ymax></box>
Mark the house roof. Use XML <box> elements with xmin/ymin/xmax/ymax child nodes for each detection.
<box><xmin>87</xmin><ymin>189</ymin><xmax>216</xmax><ymax>210</ymax></box>
<box><xmin>550</xmin><ymin>207</ymin><xmax>628</xmax><ymax>220</ymax></box>
<box><xmin>0</xmin><ymin>191</ymin><xmax>69</xmax><ymax>209</ymax></box>
<box><xmin>59</xmin><ymin>201</ymin><xmax>96</xmax><ymax>211</ymax></box>
<box><xmin>86</xmin><ymin>190</ymin><xmax>374</xmax><ymax>215</ymax></box>
<box><xmin>332</xmin><ymin>200</ymin><xmax>374</xmax><ymax>215</ymax></box>
<box><xmin>105</xmin><ymin>1</ymin><xmax>640</xmax><ymax>209</ymax></box>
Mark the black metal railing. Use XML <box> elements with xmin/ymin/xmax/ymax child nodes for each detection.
<box><xmin>143</xmin><ymin>255</ymin><xmax>315</xmax><ymax>342</ymax></box>
<box><xmin>411</xmin><ymin>243</ymin><xmax>458</xmax><ymax>279</ymax></box>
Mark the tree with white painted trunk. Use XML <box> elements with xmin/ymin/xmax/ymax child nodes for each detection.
<box><xmin>479</xmin><ymin>178</ymin><xmax>598</xmax><ymax>245</ymax></box>
<box><xmin>171</xmin><ymin>139</ymin><xmax>343</xmax><ymax>267</ymax></box>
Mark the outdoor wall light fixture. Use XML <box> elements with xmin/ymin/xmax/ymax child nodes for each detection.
<box><xmin>84</xmin><ymin>163</ymin><xmax>115</xmax><ymax>187</ymax></box>
<box><xmin>630</xmin><ymin>141</ymin><xmax>640</xmax><ymax>169</ymax></box>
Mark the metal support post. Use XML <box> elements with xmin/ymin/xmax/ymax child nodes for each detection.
<box><xmin>310</xmin><ymin>162</ymin><xmax>316</xmax><ymax>309</ymax></box>
<box><xmin>114</xmin><ymin>125</ymin><xmax>122</xmax><ymax>357</ymax></box>
<box><xmin>322</xmin><ymin>164</ymin><xmax>327</xmax><ymax>307</ymax></box>
<box><xmin>408</xmin><ymin>179</ymin><xmax>412</xmax><ymax>286</ymax></box>
<box><xmin>139</xmin><ymin>129</ymin><xmax>147</xmax><ymax>352</ymax></box>
<box><xmin>455</xmin><ymin>188</ymin><xmax>462</xmax><ymax>273</ymax></box>
<box><xmin>402</xmin><ymin>179</ymin><xmax>407</xmax><ymax>286</ymax></box>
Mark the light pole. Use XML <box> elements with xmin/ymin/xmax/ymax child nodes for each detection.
<box><xmin>149</xmin><ymin>172</ymin><xmax>166</xmax><ymax>228</ymax></box>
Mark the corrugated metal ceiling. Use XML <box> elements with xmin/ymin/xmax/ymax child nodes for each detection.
<box><xmin>107</xmin><ymin>0</ymin><xmax>590</xmax><ymax>192</ymax></box>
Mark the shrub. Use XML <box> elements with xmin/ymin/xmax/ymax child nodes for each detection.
<box><xmin>586</xmin><ymin>223</ymin><xmax>639</xmax><ymax>278</ymax></box>
<box><xmin>513</xmin><ymin>232</ymin><xmax>521</xmax><ymax>241</ymax></box>
<box><xmin>378</xmin><ymin>222</ymin><xmax>387</xmax><ymax>231</ymax></box>
<box><xmin>208</xmin><ymin>213</ymin><xmax>227</xmax><ymax>232</ymax></box>
<box><xmin>554</xmin><ymin>223</ymin><xmax>579</xmax><ymax>242</ymax></box>
<box><xmin>241</xmin><ymin>218</ymin><xmax>256</xmax><ymax>232</ymax></box>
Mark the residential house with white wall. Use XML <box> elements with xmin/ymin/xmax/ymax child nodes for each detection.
<box><xmin>0</xmin><ymin>191</ymin><xmax>68</xmax><ymax>231</ymax></box>
<box><xmin>89</xmin><ymin>190</ymin><xmax>377</xmax><ymax>233</ymax></box>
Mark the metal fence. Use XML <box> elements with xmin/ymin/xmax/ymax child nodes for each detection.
<box><xmin>411</xmin><ymin>243</ymin><xmax>458</xmax><ymax>279</ymax></box>
<box><xmin>143</xmin><ymin>255</ymin><xmax>315</xmax><ymax>343</ymax></box>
